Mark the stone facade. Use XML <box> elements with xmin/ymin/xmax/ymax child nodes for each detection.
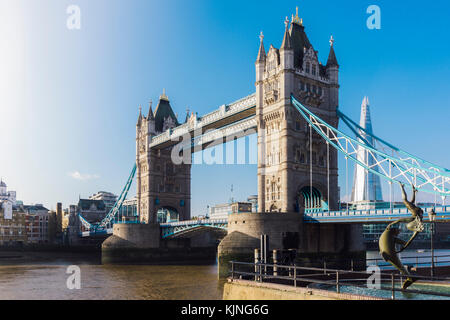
<box><xmin>136</xmin><ymin>93</ymin><xmax>191</xmax><ymax>224</ymax></box>
<box><xmin>256</xmin><ymin>15</ymin><xmax>340</xmax><ymax>214</ymax></box>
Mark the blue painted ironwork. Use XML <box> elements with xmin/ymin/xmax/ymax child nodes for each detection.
<box><xmin>291</xmin><ymin>95</ymin><xmax>450</xmax><ymax>197</ymax></box>
<box><xmin>160</xmin><ymin>219</ymin><xmax>228</xmax><ymax>238</ymax></box>
<box><xmin>304</xmin><ymin>205</ymin><xmax>450</xmax><ymax>224</ymax></box>
<box><xmin>79</xmin><ymin>164</ymin><xmax>137</xmax><ymax>236</ymax></box>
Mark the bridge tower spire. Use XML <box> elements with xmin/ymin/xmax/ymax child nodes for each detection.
<box><xmin>256</xmin><ymin>9</ymin><xmax>340</xmax><ymax>213</ymax></box>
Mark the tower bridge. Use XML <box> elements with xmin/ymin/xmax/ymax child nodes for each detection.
<box><xmin>79</xmin><ymin>9</ymin><xmax>450</xmax><ymax>269</ymax></box>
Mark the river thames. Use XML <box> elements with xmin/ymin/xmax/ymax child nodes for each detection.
<box><xmin>0</xmin><ymin>250</ymin><xmax>449</xmax><ymax>300</ymax></box>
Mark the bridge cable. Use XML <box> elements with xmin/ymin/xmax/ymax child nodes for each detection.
<box><xmin>327</xmin><ymin>127</ymin><xmax>330</xmax><ymax>213</ymax></box>
<box><xmin>310</xmin><ymin>120</ymin><xmax>313</xmax><ymax>210</ymax></box>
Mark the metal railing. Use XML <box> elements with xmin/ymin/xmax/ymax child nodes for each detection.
<box><xmin>367</xmin><ymin>254</ymin><xmax>450</xmax><ymax>269</ymax></box>
<box><xmin>229</xmin><ymin>261</ymin><xmax>450</xmax><ymax>300</ymax></box>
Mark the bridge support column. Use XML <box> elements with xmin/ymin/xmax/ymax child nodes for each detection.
<box><xmin>101</xmin><ymin>223</ymin><xmax>160</xmax><ymax>264</ymax></box>
<box><xmin>217</xmin><ymin>212</ymin><xmax>366</xmax><ymax>278</ymax></box>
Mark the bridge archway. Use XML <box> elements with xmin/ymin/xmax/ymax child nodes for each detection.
<box><xmin>157</xmin><ymin>206</ymin><xmax>179</xmax><ymax>223</ymax></box>
<box><xmin>299</xmin><ymin>186</ymin><xmax>328</xmax><ymax>213</ymax></box>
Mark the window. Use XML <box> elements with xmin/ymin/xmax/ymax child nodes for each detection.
<box><xmin>306</xmin><ymin>63</ymin><xmax>310</xmax><ymax>74</ymax></box>
<box><xmin>318</xmin><ymin>86</ymin><xmax>322</xmax><ymax>95</ymax></box>
<box><xmin>312</xmin><ymin>65</ymin><xmax>316</xmax><ymax>76</ymax></box>
<box><xmin>319</xmin><ymin>156</ymin><xmax>325</xmax><ymax>167</ymax></box>
<box><xmin>299</xmin><ymin>81</ymin><xmax>305</xmax><ymax>91</ymax></box>
<box><xmin>306</xmin><ymin>83</ymin><xmax>310</xmax><ymax>92</ymax></box>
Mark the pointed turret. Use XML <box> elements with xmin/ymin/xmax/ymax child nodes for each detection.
<box><xmin>136</xmin><ymin>106</ymin><xmax>143</xmax><ymax>126</ymax></box>
<box><xmin>184</xmin><ymin>108</ymin><xmax>190</xmax><ymax>123</ymax></box>
<box><xmin>256</xmin><ymin>31</ymin><xmax>266</xmax><ymax>62</ymax></box>
<box><xmin>289</xmin><ymin>7</ymin><xmax>312</xmax><ymax>68</ymax></box>
<box><xmin>147</xmin><ymin>100</ymin><xmax>154</xmax><ymax>120</ymax></box>
<box><xmin>326</xmin><ymin>36</ymin><xmax>339</xmax><ymax>68</ymax></box>
<box><xmin>153</xmin><ymin>89</ymin><xmax>179</xmax><ymax>133</ymax></box>
<box><xmin>280</xmin><ymin>17</ymin><xmax>292</xmax><ymax>50</ymax></box>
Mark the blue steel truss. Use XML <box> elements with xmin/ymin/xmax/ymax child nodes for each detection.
<box><xmin>160</xmin><ymin>219</ymin><xmax>228</xmax><ymax>238</ymax></box>
<box><xmin>79</xmin><ymin>164</ymin><xmax>137</xmax><ymax>234</ymax></box>
<box><xmin>291</xmin><ymin>95</ymin><xmax>450</xmax><ymax>198</ymax></box>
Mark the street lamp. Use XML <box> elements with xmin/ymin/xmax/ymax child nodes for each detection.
<box><xmin>428</xmin><ymin>209</ymin><xmax>436</xmax><ymax>278</ymax></box>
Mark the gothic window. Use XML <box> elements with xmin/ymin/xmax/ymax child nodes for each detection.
<box><xmin>299</xmin><ymin>81</ymin><xmax>305</xmax><ymax>91</ymax></box>
<box><xmin>312</xmin><ymin>65</ymin><xmax>316</xmax><ymax>76</ymax></box>
<box><xmin>318</xmin><ymin>86</ymin><xmax>322</xmax><ymax>96</ymax></box>
<box><xmin>300</xmin><ymin>153</ymin><xmax>306</xmax><ymax>164</ymax></box>
<box><xmin>306</xmin><ymin>63</ymin><xmax>310</xmax><ymax>74</ymax></box>
<box><xmin>277</xmin><ymin>186</ymin><xmax>281</xmax><ymax>200</ymax></box>
<box><xmin>319</xmin><ymin>156</ymin><xmax>325</xmax><ymax>167</ymax></box>
<box><xmin>306</xmin><ymin>83</ymin><xmax>310</xmax><ymax>92</ymax></box>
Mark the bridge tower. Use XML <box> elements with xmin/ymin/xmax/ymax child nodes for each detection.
<box><xmin>256</xmin><ymin>12</ymin><xmax>340</xmax><ymax>214</ymax></box>
<box><xmin>136</xmin><ymin>91</ymin><xmax>191</xmax><ymax>224</ymax></box>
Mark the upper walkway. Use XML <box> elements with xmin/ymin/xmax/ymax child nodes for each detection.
<box><xmin>149</xmin><ymin>94</ymin><xmax>256</xmax><ymax>150</ymax></box>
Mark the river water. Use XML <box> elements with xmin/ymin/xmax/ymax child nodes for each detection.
<box><xmin>0</xmin><ymin>249</ymin><xmax>449</xmax><ymax>300</ymax></box>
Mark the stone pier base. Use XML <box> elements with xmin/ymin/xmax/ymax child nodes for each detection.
<box><xmin>217</xmin><ymin>212</ymin><xmax>366</xmax><ymax>278</ymax></box>
<box><xmin>102</xmin><ymin>223</ymin><xmax>219</xmax><ymax>264</ymax></box>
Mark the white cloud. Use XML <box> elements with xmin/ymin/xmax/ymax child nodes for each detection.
<box><xmin>68</xmin><ymin>171</ymin><xmax>100</xmax><ymax>181</ymax></box>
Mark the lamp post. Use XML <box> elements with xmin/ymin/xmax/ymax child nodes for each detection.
<box><xmin>428</xmin><ymin>209</ymin><xmax>436</xmax><ymax>278</ymax></box>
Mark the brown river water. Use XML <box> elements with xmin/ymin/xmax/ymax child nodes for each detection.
<box><xmin>0</xmin><ymin>252</ymin><xmax>225</xmax><ymax>300</ymax></box>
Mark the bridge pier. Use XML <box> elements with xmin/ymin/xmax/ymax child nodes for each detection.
<box><xmin>101</xmin><ymin>223</ymin><xmax>225</xmax><ymax>264</ymax></box>
<box><xmin>217</xmin><ymin>212</ymin><xmax>365</xmax><ymax>278</ymax></box>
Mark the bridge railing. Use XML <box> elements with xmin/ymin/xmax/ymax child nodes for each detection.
<box><xmin>160</xmin><ymin>219</ymin><xmax>228</xmax><ymax>228</ymax></box>
<box><xmin>150</xmin><ymin>93</ymin><xmax>256</xmax><ymax>147</ymax></box>
<box><xmin>305</xmin><ymin>205</ymin><xmax>450</xmax><ymax>219</ymax></box>
<box><xmin>229</xmin><ymin>261</ymin><xmax>450</xmax><ymax>300</ymax></box>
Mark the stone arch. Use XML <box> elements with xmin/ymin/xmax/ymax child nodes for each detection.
<box><xmin>297</xmin><ymin>183</ymin><xmax>329</xmax><ymax>213</ymax></box>
<box><xmin>156</xmin><ymin>206</ymin><xmax>179</xmax><ymax>223</ymax></box>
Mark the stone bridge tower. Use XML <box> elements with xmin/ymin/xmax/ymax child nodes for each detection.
<box><xmin>136</xmin><ymin>91</ymin><xmax>191</xmax><ymax>224</ymax></box>
<box><xmin>256</xmin><ymin>12</ymin><xmax>340</xmax><ymax>214</ymax></box>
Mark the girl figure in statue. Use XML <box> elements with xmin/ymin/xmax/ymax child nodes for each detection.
<box><xmin>379</xmin><ymin>182</ymin><xmax>425</xmax><ymax>290</ymax></box>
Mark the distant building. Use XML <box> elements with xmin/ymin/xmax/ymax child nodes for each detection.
<box><xmin>23</xmin><ymin>204</ymin><xmax>50</xmax><ymax>244</ymax></box>
<box><xmin>209</xmin><ymin>202</ymin><xmax>252</xmax><ymax>220</ymax></box>
<box><xmin>48</xmin><ymin>203</ymin><xmax>63</xmax><ymax>244</ymax></box>
<box><xmin>0</xmin><ymin>180</ymin><xmax>17</xmax><ymax>206</ymax></box>
<box><xmin>247</xmin><ymin>195</ymin><xmax>258</xmax><ymax>212</ymax></box>
<box><xmin>89</xmin><ymin>191</ymin><xmax>117</xmax><ymax>212</ymax></box>
<box><xmin>119</xmin><ymin>197</ymin><xmax>138</xmax><ymax>222</ymax></box>
<box><xmin>0</xmin><ymin>206</ymin><xmax>27</xmax><ymax>246</ymax></box>
<box><xmin>350</xmin><ymin>97</ymin><xmax>383</xmax><ymax>209</ymax></box>
<box><xmin>77</xmin><ymin>199</ymin><xmax>107</xmax><ymax>224</ymax></box>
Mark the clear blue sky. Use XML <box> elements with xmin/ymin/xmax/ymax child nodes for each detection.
<box><xmin>0</xmin><ymin>0</ymin><xmax>449</xmax><ymax>212</ymax></box>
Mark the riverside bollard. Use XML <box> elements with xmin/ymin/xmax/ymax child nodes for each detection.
<box><xmin>254</xmin><ymin>249</ymin><xmax>260</xmax><ymax>281</ymax></box>
<box><xmin>273</xmin><ymin>250</ymin><xmax>279</xmax><ymax>276</ymax></box>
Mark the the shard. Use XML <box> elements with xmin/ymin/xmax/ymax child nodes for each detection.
<box><xmin>351</xmin><ymin>97</ymin><xmax>383</xmax><ymax>205</ymax></box>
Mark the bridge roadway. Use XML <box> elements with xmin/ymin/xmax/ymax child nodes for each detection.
<box><xmin>80</xmin><ymin>205</ymin><xmax>450</xmax><ymax>238</ymax></box>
